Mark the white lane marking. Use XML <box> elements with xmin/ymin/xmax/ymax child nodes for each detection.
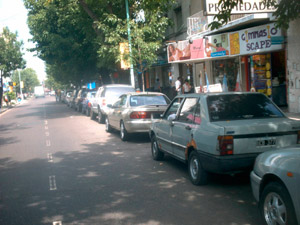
<box><xmin>46</xmin><ymin>140</ymin><xmax>51</xmax><ymax>147</ymax></box>
<box><xmin>45</xmin><ymin>132</ymin><xmax>50</xmax><ymax>136</ymax></box>
<box><xmin>44</xmin><ymin>120</ymin><xmax>48</xmax><ymax>125</ymax></box>
<box><xmin>53</xmin><ymin>221</ymin><xmax>62</xmax><ymax>225</ymax></box>
<box><xmin>49</xmin><ymin>176</ymin><xmax>57</xmax><ymax>191</ymax></box>
<box><xmin>47</xmin><ymin>153</ymin><xmax>53</xmax><ymax>162</ymax></box>
<box><xmin>45</xmin><ymin>126</ymin><xmax>48</xmax><ymax>130</ymax></box>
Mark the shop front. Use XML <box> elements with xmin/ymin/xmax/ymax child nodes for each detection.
<box><xmin>167</xmin><ymin>22</ymin><xmax>286</xmax><ymax>106</ymax></box>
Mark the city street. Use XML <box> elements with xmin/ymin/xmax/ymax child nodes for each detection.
<box><xmin>0</xmin><ymin>96</ymin><xmax>260</xmax><ymax>225</ymax></box>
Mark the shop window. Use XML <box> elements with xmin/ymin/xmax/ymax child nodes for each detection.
<box><xmin>212</xmin><ymin>58</ymin><xmax>239</xmax><ymax>91</ymax></box>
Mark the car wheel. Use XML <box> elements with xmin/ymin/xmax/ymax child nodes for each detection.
<box><xmin>259</xmin><ymin>182</ymin><xmax>297</xmax><ymax>225</ymax></box>
<box><xmin>151</xmin><ymin>135</ymin><xmax>164</xmax><ymax>160</ymax></box>
<box><xmin>98</xmin><ymin>109</ymin><xmax>105</xmax><ymax>124</ymax></box>
<box><xmin>105</xmin><ymin>117</ymin><xmax>112</xmax><ymax>133</ymax></box>
<box><xmin>86</xmin><ymin>108</ymin><xmax>90</xmax><ymax>117</ymax></box>
<box><xmin>90</xmin><ymin>110</ymin><xmax>96</xmax><ymax>120</ymax></box>
<box><xmin>81</xmin><ymin>106</ymin><xmax>85</xmax><ymax>114</ymax></box>
<box><xmin>188</xmin><ymin>151</ymin><xmax>208</xmax><ymax>185</ymax></box>
<box><xmin>120</xmin><ymin>121</ymin><xmax>129</xmax><ymax>141</ymax></box>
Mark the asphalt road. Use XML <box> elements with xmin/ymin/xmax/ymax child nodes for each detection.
<box><xmin>0</xmin><ymin>96</ymin><xmax>261</xmax><ymax>225</ymax></box>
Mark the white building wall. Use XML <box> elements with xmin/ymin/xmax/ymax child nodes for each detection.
<box><xmin>287</xmin><ymin>18</ymin><xmax>300</xmax><ymax>112</ymax></box>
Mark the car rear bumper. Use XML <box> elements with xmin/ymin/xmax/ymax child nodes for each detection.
<box><xmin>250</xmin><ymin>171</ymin><xmax>261</xmax><ymax>202</ymax></box>
<box><xmin>125</xmin><ymin>120</ymin><xmax>152</xmax><ymax>133</ymax></box>
<box><xmin>198</xmin><ymin>152</ymin><xmax>258</xmax><ymax>174</ymax></box>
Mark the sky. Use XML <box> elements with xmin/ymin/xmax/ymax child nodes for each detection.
<box><xmin>0</xmin><ymin>0</ymin><xmax>46</xmax><ymax>82</ymax></box>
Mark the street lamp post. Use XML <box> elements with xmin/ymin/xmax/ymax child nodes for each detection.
<box><xmin>125</xmin><ymin>0</ymin><xmax>135</xmax><ymax>89</ymax></box>
<box><xmin>18</xmin><ymin>69</ymin><xmax>23</xmax><ymax>100</ymax></box>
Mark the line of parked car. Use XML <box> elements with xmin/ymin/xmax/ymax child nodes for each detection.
<box><xmin>60</xmin><ymin>86</ymin><xmax>299</xmax><ymax>225</ymax></box>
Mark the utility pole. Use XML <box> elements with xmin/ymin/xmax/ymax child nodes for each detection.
<box><xmin>18</xmin><ymin>69</ymin><xmax>23</xmax><ymax>100</ymax></box>
<box><xmin>125</xmin><ymin>0</ymin><xmax>135</xmax><ymax>89</ymax></box>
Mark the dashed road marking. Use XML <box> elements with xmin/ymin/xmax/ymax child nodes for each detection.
<box><xmin>45</xmin><ymin>126</ymin><xmax>48</xmax><ymax>130</ymax></box>
<box><xmin>49</xmin><ymin>176</ymin><xmax>57</xmax><ymax>191</ymax></box>
<box><xmin>44</xmin><ymin>120</ymin><xmax>48</xmax><ymax>125</ymax></box>
<box><xmin>45</xmin><ymin>132</ymin><xmax>50</xmax><ymax>136</ymax></box>
<box><xmin>47</xmin><ymin>153</ymin><xmax>53</xmax><ymax>162</ymax></box>
<box><xmin>46</xmin><ymin>140</ymin><xmax>51</xmax><ymax>147</ymax></box>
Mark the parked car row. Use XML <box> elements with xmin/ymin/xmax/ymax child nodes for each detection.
<box><xmin>59</xmin><ymin>89</ymin><xmax>300</xmax><ymax>225</ymax></box>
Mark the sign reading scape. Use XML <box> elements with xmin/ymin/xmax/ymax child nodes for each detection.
<box><xmin>167</xmin><ymin>23</ymin><xmax>283</xmax><ymax>63</ymax></box>
<box><xmin>205</xmin><ymin>0</ymin><xmax>276</xmax><ymax>15</ymax></box>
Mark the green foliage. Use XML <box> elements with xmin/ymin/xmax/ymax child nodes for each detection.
<box><xmin>11</xmin><ymin>68</ymin><xmax>40</xmax><ymax>93</ymax></box>
<box><xmin>209</xmin><ymin>0</ymin><xmax>300</xmax><ymax>30</ymax></box>
<box><xmin>0</xmin><ymin>27</ymin><xmax>25</xmax><ymax>77</ymax></box>
<box><xmin>24</xmin><ymin>0</ymin><xmax>174</xmax><ymax>90</ymax></box>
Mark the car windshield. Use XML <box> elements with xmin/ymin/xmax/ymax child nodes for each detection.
<box><xmin>104</xmin><ymin>87</ymin><xmax>135</xmax><ymax>98</ymax></box>
<box><xmin>207</xmin><ymin>94</ymin><xmax>284</xmax><ymax>122</ymax></box>
<box><xmin>130</xmin><ymin>95</ymin><xmax>169</xmax><ymax>107</ymax></box>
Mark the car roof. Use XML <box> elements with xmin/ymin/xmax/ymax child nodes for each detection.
<box><xmin>176</xmin><ymin>92</ymin><xmax>264</xmax><ymax>98</ymax></box>
<box><xmin>102</xmin><ymin>84</ymin><xmax>134</xmax><ymax>88</ymax></box>
<box><xmin>126</xmin><ymin>92</ymin><xmax>166</xmax><ymax>96</ymax></box>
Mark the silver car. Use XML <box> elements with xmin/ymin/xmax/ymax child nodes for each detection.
<box><xmin>251</xmin><ymin>148</ymin><xmax>300</xmax><ymax>225</ymax></box>
<box><xmin>90</xmin><ymin>84</ymin><xmax>135</xmax><ymax>123</ymax></box>
<box><xmin>150</xmin><ymin>93</ymin><xmax>300</xmax><ymax>185</ymax></box>
<box><xmin>105</xmin><ymin>92</ymin><xmax>170</xmax><ymax>141</ymax></box>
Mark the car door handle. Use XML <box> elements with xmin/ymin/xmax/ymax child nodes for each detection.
<box><xmin>185</xmin><ymin>126</ymin><xmax>191</xmax><ymax>130</ymax></box>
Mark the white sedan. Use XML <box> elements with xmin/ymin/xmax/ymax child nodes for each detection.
<box><xmin>251</xmin><ymin>148</ymin><xmax>300</xmax><ymax>225</ymax></box>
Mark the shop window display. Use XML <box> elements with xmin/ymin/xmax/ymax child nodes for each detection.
<box><xmin>212</xmin><ymin>58</ymin><xmax>239</xmax><ymax>91</ymax></box>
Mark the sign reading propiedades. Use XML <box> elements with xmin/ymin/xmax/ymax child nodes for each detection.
<box><xmin>230</xmin><ymin>23</ymin><xmax>283</xmax><ymax>55</ymax></box>
<box><xmin>205</xmin><ymin>0</ymin><xmax>276</xmax><ymax>15</ymax></box>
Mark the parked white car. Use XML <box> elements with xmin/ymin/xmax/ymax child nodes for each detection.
<box><xmin>251</xmin><ymin>147</ymin><xmax>300</xmax><ymax>225</ymax></box>
<box><xmin>150</xmin><ymin>92</ymin><xmax>300</xmax><ymax>185</ymax></box>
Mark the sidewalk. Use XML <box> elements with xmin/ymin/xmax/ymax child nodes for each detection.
<box><xmin>0</xmin><ymin>99</ymin><xmax>29</xmax><ymax>114</ymax></box>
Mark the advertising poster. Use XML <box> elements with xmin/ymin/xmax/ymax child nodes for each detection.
<box><xmin>229</xmin><ymin>32</ymin><xmax>240</xmax><ymax>55</ymax></box>
<box><xmin>167</xmin><ymin>40</ymin><xmax>191</xmax><ymax>63</ymax></box>
<box><xmin>190</xmin><ymin>38</ymin><xmax>205</xmax><ymax>60</ymax></box>
<box><xmin>238</xmin><ymin>23</ymin><xmax>283</xmax><ymax>55</ymax></box>
<box><xmin>205</xmin><ymin>34</ymin><xmax>230</xmax><ymax>57</ymax></box>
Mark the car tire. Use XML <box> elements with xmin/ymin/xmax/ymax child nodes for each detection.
<box><xmin>86</xmin><ymin>108</ymin><xmax>90</xmax><ymax>117</ymax></box>
<box><xmin>188</xmin><ymin>151</ymin><xmax>208</xmax><ymax>185</ymax></box>
<box><xmin>151</xmin><ymin>135</ymin><xmax>164</xmax><ymax>160</ymax></box>
<box><xmin>259</xmin><ymin>182</ymin><xmax>297</xmax><ymax>225</ymax></box>
<box><xmin>105</xmin><ymin>118</ymin><xmax>112</xmax><ymax>133</ymax></box>
<box><xmin>120</xmin><ymin>121</ymin><xmax>129</xmax><ymax>141</ymax></box>
<box><xmin>81</xmin><ymin>106</ymin><xmax>85</xmax><ymax>114</ymax></box>
<box><xmin>98</xmin><ymin>109</ymin><xmax>105</xmax><ymax>124</ymax></box>
<box><xmin>90</xmin><ymin>110</ymin><xmax>96</xmax><ymax>120</ymax></box>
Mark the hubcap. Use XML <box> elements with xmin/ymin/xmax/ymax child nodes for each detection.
<box><xmin>190</xmin><ymin>157</ymin><xmax>199</xmax><ymax>180</ymax></box>
<box><xmin>264</xmin><ymin>192</ymin><xmax>287</xmax><ymax>225</ymax></box>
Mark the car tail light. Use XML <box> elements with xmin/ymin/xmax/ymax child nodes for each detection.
<box><xmin>102</xmin><ymin>99</ymin><xmax>106</xmax><ymax>106</ymax></box>
<box><xmin>130</xmin><ymin>111</ymin><xmax>149</xmax><ymax>119</ymax></box>
<box><xmin>217</xmin><ymin>136</ymin><xmax>234</xmax><ymax>155</ymax></box>
<box><xmin>297</xmin><ymin>131</ymin><xmax>300</xmax><ymax>144</ymax></box>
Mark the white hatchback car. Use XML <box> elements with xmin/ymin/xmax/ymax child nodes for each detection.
<box><xmin>251</xmin><ymin>148</ymin><xmax>300</xmax><ymax>225</ymax></box>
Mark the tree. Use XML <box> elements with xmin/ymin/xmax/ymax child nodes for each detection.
<box><xmin>79</xmin><ymin>0</ymin><xmax>174</xmax><ymax>91</ymax></box>
<box><xmin>24</xmin><ymin>0</ymin><xmax>99</xmax><ymax>87</ymax></box>
<box><xmin>11</xmin><ymin>68</ymin><xmax>40</xmax><ymax>94</ymax></box>
<box><xmin>209</xmin><ymin>0</ymin><xmax>300</xmax><ymax>30</ymax></box>
<box><xmin>0</xmin><ymin>27</ymin><xmax>25</xmax><ymax>109</ymax></box>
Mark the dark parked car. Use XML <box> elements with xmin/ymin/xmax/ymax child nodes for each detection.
<box><xmin>82</xmin><ymin>90</ymin><xmax>97</xmax><ymax>116</ymax></box>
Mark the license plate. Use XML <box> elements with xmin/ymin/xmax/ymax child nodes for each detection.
<box><xmin>256</xmin><ymin>137</ymin><xmax>276</xmax><ymax>147</ymax></box>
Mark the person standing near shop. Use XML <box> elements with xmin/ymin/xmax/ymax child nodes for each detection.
<box><xmin>154</xmin><ymin>78</ymin><xmax>161</xmax><ymax>92</ymax></box>
<box><xmin>183</xmin><ymin>79</ymin><xmax>192</xmax><ymax>93</ymax></box>
<box><xmin>175</xmin><ymin>77</ymin><xmax>182</xmax><ymax>95</ymax></box>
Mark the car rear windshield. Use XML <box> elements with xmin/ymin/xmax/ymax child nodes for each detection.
<box><xmin>104</xmin><ymin>87</ymin><xmax>135</xmax><ymax>98</ymax></box>
<box><xmin>207</xmin><ymin>94</ymin><xmax>284</xmax><ymax>122</ymax></box>
<box><xmin>130</xmin><ymin>95</ymin><xmax>169</xmax><ymax>106</ymax></box>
